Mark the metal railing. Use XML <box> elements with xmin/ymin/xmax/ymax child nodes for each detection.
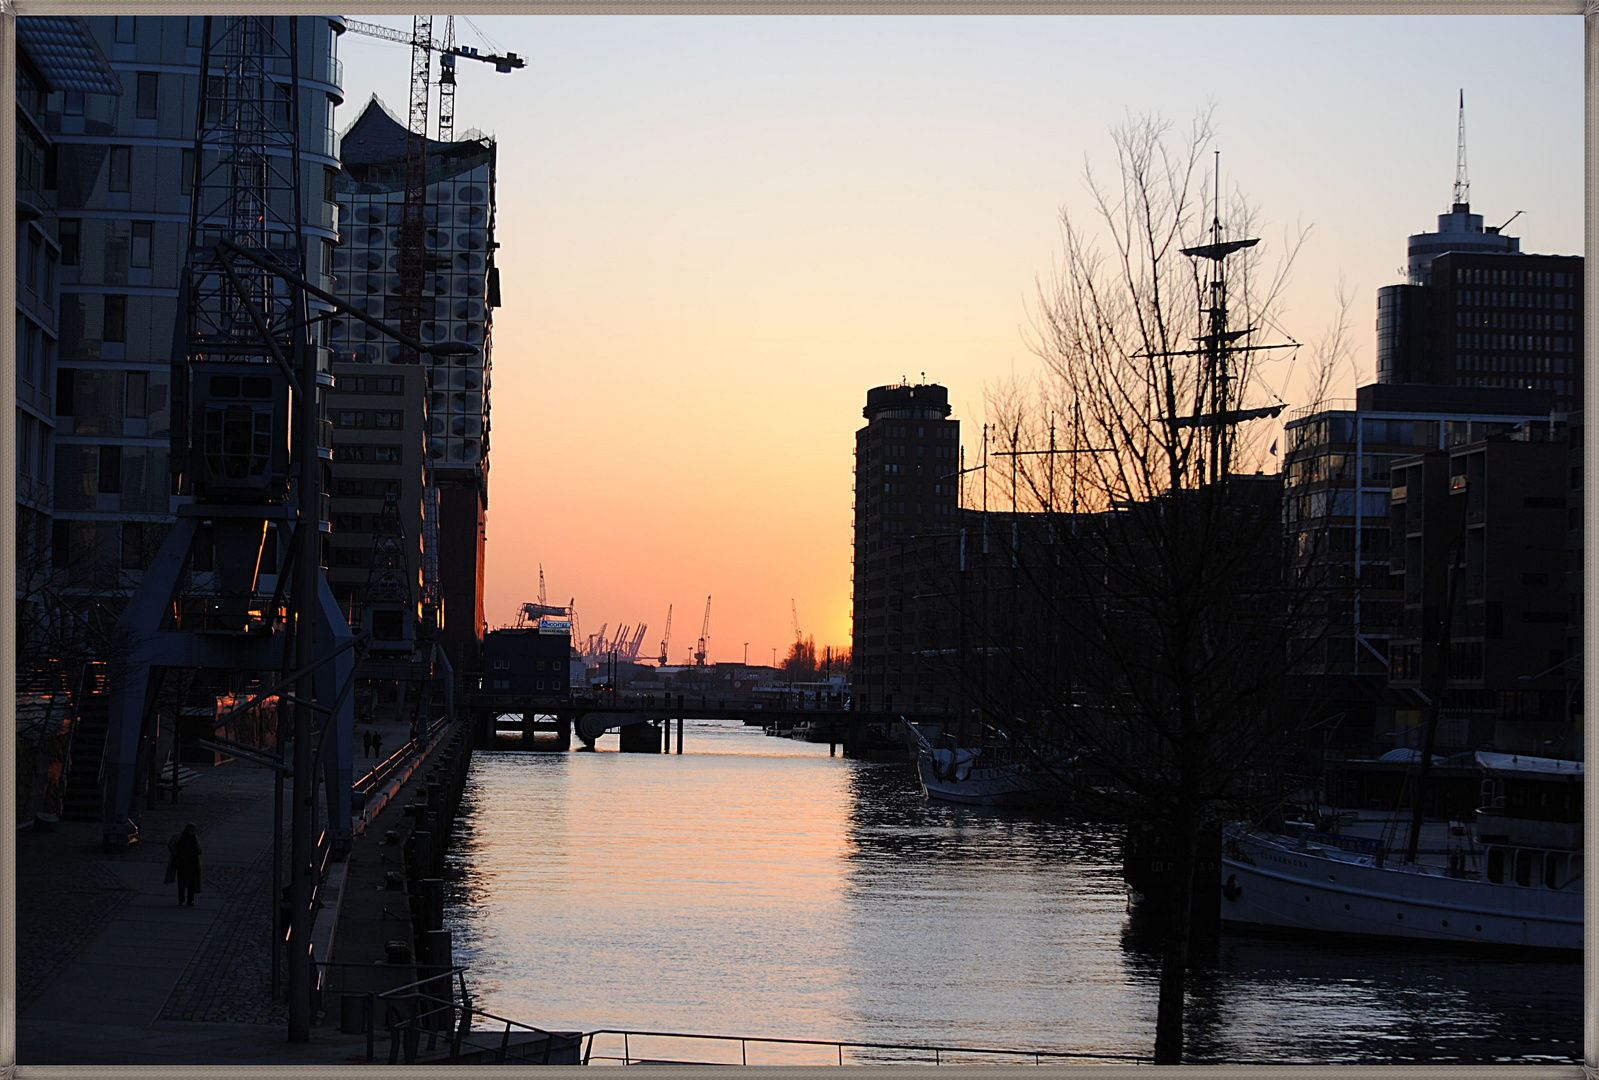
<box><xmin>580</xmin><ymin>1028</ymin><xmax>1150</xmax><ymax>1067</ymax></box>
<box><xmin>354</xmin><ymin>712</ymin><xmax>453</xmax><ymax>799</ymax></box>
<box><xmin>375</xmin><ymin>970</ymin><xmax>579</xmax><ymax>1065</ymax></box>
<box><xmin>318</xmin><ymin>956</ymin><xmax>1148</xmax><ymax>1067</ymax></box>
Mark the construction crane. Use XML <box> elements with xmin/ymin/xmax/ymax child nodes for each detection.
<box><xmin>658</xmin><ymin>604</ymin><xmax>673</xmax><ymax>666</ymax></box>
<box><xmin>791</xmin><ymin>599</ymin><xmax>802</xmax><ymax>645</ymax></box>
<box><xmin>694</xmin><ymin>596</ymin><xmax>712</xmax><ymax>666</ymax></box>
<box><xmin>343</xmin><ymin>18</ymin><xmax>526</xmax><ymax>141</ymax></box>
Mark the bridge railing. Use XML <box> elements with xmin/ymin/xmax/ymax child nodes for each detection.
<box><xmin>579</xmin><ymin>1027</ymin><xmax>1150</xmax><ymax>1066</ymax></box>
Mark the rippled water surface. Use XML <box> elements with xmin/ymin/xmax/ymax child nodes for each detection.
<box><xmin>444</xmin><ymin>718</ymin><xmax>1580</xmax><ymax>1065</ymax></box>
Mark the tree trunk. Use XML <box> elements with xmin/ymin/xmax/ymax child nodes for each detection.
<box><xmin>1152</xmin><ymin>805</ymin><xmax>1199</xmax><ymax>1065</ymax></box>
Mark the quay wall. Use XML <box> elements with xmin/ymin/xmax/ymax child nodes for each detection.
<box><xmin>320</xmin><ymin>720</ymin><xmax>474</xmax><ymax>1032</ymax></box>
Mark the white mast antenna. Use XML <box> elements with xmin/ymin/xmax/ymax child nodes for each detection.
<box><xmin>1453</xmin><ymin>89</ymin><xmax>1469</xmax><ymax>211</ymax></box>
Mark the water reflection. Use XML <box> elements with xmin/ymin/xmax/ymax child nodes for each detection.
<box><xmin>444</xmin><ymin>718</ymin><xmax>1578</xmax><ymax>1065</ymax></box>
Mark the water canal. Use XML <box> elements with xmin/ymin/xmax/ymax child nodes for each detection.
<box><xmin>443</xmin><ymin>717</ymin><xmax>1580</xmax><ymax>1066</ymax></box>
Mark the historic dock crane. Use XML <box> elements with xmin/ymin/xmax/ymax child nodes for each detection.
<box><xmin>694</xmin><ymin>596</ymin><xmax>712</xmax><ymax>666</ymax></box>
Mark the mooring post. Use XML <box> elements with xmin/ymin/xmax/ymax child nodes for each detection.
<box><xmin>676</xmin><ymin>694</ymin><xmax>684</xmax><ymax>755</ymax></box>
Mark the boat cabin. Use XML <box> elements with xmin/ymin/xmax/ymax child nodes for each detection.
<box><xmin>1473</xmin><ymin>751</ymin><xmax>1582</xmax><ymax>890</ymax></box>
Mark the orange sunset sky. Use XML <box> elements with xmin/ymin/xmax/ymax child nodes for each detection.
<box><xmin>337</xmin><ymin>15</ymin><xmax>1583</xmax><ymax>663</ymax></box>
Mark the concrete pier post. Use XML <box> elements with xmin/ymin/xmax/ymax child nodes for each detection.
<box><xmin>676</xmin><ymin>695</ymin><xmax>684</xmax><ymax>755</ymax></box>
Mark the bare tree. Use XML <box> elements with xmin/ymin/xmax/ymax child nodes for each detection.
<box><xmin>920</xmin><ymin>113</ymin><xmax>1349</xmax><ymax>1064</ymax></box>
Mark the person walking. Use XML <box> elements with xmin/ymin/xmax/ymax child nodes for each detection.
<box><xmin>362</xmin><ymin>729</ymin><xmax>373</xmax><ymax>758</ymax></box>
<box><xmin>170</xmin><ymin>823</ymin><xmax>202</xmax><ymax>906</ymax></box>
<box><xmin>371</xmin><ymin>730</ymin><xmax>383</xmax><ymax>760</ymax></box>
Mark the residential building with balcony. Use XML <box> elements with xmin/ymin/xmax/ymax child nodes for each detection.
<box><xmin>40</xmin><ymin>15</ymin><xmax>343</xmax><ymax>632</ymax></box>
<box><xmin>1387</xmin><ymin>422</ymin><xmax>1570</xmax><ymax>755</ymax></box>
<box><xmin>1282</xmin><ymin>382</ymin><xmax>1559</xmax><ymax>751</ymax></box>
<box><xmin>13</xmin><ymin>19</ymin><xmax>120</xmax><ymax>657</ymax></box>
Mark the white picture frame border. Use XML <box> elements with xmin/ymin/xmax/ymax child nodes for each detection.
<box><xmin>0</xmin><ymin>4</ymin><xmax>1590</xmax><ymax>1077</ymax></box>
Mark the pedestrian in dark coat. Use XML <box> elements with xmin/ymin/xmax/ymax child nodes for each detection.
<box><xmin>371</xmin><ymin>731</ymin><xmax>383</xmax><ymax>759</ymax></box>
<box><xmin>171</xmin><ymin>823</ymin><xmax>202</xmax><ymax>906</ymax></box>
<box><xmin>362</xmin><ymin>729</ymin><xmax>373</xmax><ymax>758</ymax></box>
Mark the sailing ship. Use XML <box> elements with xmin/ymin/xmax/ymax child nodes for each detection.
<box><xmin>905</xmin><ymin>723</ymin><xmax>1069</xmax><ymax>806</ymax></box>
<box><xmin>1219</xmin><ymin>751</ymin><xmax>1581</xmax><ymax>953</ymax></box>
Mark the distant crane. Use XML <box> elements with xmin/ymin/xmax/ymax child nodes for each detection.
<box><xmin>694</xmin><ymin>595</ymin><xmax>712</xmax><ymax>666</ymax></box>
<box><xmin>622</xmin><ymin>624</ymin><xmax>649</xmax><ymax>663</ymax></box>
<box><xmin>791</xmin><ymin>599</ymin><xmax>802</xmax><ymax>645</ymax></box>
<box><xmin>516</xmin><ymin>564</ymin><xmax>568</xmax><ymax>626</ymax></box>
<box><xmin>658</xmin><ymin>604</ymin><xmax>673</xmax><ymax>666</ymax></box>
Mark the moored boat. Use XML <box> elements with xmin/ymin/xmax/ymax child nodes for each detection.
<box><xmin>1220</xmin><ymin>751</ymin><xmax>1582</xmax><ymax>954</ymax></box>
<box><xmin>906</xmin><ymin>723</ymin><xmax>1069</xmax><ymax>807</ymax></box>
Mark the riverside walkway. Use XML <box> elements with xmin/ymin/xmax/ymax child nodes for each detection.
<box><xmin>15</xmin><ymin>709</ymin><xmax>419</xmax><ymax>1066</ymax></box>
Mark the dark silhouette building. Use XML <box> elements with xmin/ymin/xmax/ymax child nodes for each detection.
<box><xmin>850</xmin><ymin>383</ymin><xmax>960</xmax><ymax>710</ymax></box>
<box><xmin>1387</xmin><ymin>423</ymin><xmax>1572</xmax><ymax>755</ymax></box>
<box><xmin>1377</xmin><ymin>251</ymin><xmax>1582</xmax><ymax>411</ymax></box>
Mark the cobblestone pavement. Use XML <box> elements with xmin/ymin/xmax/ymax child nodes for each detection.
<box><xmin>14</xmin><ymin>831</ymin><xmax>136</xmax><ymax>1012</ymax></box>
<box><xmin>16</xmin><ymin>763</ymin><xmax>278</xmax><ymax>1014</ymax></box>
<box><xmin>158</xmin><ymin>848</ymin><xmax>288</xmax><ymax>1026</ymax></box>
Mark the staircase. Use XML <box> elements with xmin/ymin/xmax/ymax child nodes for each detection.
<box><xmin>60</xmin><ymin>664</ymin><xmax>110</xmax><ymax>822</ymax></box>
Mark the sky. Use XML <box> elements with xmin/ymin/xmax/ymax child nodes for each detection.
<box><xmin>335</xmin><ymin>15</ymin><xmax>1583</xmax><ymax>665</ymax></box>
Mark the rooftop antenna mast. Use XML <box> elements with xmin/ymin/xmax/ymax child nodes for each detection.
<box><xmin>1453</xmin><ymin>89</ymin><xmax>1469</xmax><ymax>212</ymax></box>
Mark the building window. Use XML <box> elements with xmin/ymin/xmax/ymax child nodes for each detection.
<box><xmin>114</xmin><ymin>15</ymin><xmax>136</xmax><ymax>42</ymax></box>
<box><xmin>59</xmin><ymin>220</ymin><xmax>80</xmax><ymax>266</ymax></box>
<box><xmin>335</xmin><ymin>410</ymin><xmax>364</xmax><ymax>427</ymax></box>
<box><xmin>332</xmin><ymin>444</ymin><xmax>365</xmax><ymax>462</ymax></box>
<box><xmin>373</xmin><ymin>445</ymin><xmax>401</xmax><ymax>463</ymax></box>
<box><xmin>98</xmin><ymin>445</ymin><xmax>122</xmax><ymax>493</ymax></box>
<box><xmin>108</xmin><ymin>147</ymin><xmax>131</xmax><ymax>193</ymax></box>
<box><xmin>181</xmin><ymin>148</ymin><xmax>194</xmax><ymax>196</ymax></box>
<box><xmin>374</xmin><ymin>411</ymin><xmax>402</xmax><ymax>429</ymax></box>
<box><xmin>25</xmin><ymin>234</ymin><xmax>41</xmax><ymax>294</ymax></box>
<box><xmin>376</xmin><ymin>376</ymin><xmax>402</xmax><ymax>393</ymax></box>
<box><xmin>136</xmin><ymin>73</ymin><xmax>159</xmax><ymax>119</ymax></box>
<box><xmin>122</xmin><ymin>522</ymin><xmax>144</xmax><ymax>569</ymax></box>
<box><xmin>131</xmin><ymin>222</ymin><xmax>152</xmax><ymax>268</ymax></box>
<box><xmin>187</xmin><ymin>16</ymin><xmax>204</xmax><ymax>47</ymax></box>
<box><xmin>126</xmin><ymin>371</ymin><xmax>148</xmax><ymax>418</ymax></box>
<box><xmin>103</xmin><ymin>296</ymin><xmax>127</xmax><ymax>343</ymax></box>
<box><xmin>63</xmin><ymin>90</ymin><xmax>84</xmax><ymax>116</ymax></box>
<box><xmin>56</xmin><ymin>368</ymin><xmax>74</xmax><ymax>415</ymax></box>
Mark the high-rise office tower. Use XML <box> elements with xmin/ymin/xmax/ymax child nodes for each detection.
<box><xmin>45</xmin><ymin>15</ymin><xmax>344</xmax><ymax>626</ymax></box>
<box><xmin>1376</xmin><ymin>98</ymin><xmax>1582</xmax><ymax>411</ymax></box>
<box><xmin>330</xmin><ymin>98</ymin><xmax>497</xmax><ymax>674</ymax></box>
<box><xmin>850</xmin><ymin>383</ymin><xmax>960</xmax><ymax>709</ymax></box>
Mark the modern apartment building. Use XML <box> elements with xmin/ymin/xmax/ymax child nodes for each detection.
<box><xmin>850</xmin><ymin>383</ymin><xmax>961</xmax><ymax>710</ymax></box>
<box><xmin>1387</xmin><ymin>426</ymin><xmax>1571</xmax><ymax>755</ymax></box>
<box><xmin>324</xmin><ymin>361</ymin><xmax>427</xmax><ymax>638</ymax></box>
<box><xmin>331</xmin><ymin>97</ymin><xmax>497</xmax><ymax>674</ymax></box>
<box><xmin>43</xmin><ymin>15</ymin><xmax>343</xmax><ymax>627</ymax></box>
<box><xmin>1283</xmin><ymin>382</ymin><xmax>1563</xmax><ymax>750</ymax></box>
<box><xmin>13</xmin><ymin>18</ymin><xmax>120</xmax><ymax>656</ymax></box>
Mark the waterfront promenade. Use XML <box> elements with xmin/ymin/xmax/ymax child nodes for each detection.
<box><xmin>15</xmin><ymin>712</ymin><xmax>419</xmax><ymax>1066</ymax></box>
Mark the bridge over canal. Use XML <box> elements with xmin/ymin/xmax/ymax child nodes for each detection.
<box><xmin>467</xmin><ymin>691</ymin><xmax>955</xmax><ymax>761</ymax></box>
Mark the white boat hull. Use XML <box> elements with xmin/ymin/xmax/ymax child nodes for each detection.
<box><xmin>1221</xmin><ymin>830</ymin><xmax>1581</xmax><ymax>953</ymax></box>
<box><xmin>915</xmin><ymin>755</ymin><xmax>1064</xmax><ymax>806</ymax></box>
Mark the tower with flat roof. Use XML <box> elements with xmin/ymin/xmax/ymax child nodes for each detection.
<box><xmin>850</xmin><ymin>382</ymin><xmax>960</xmax><ymax>710</ymax></box>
